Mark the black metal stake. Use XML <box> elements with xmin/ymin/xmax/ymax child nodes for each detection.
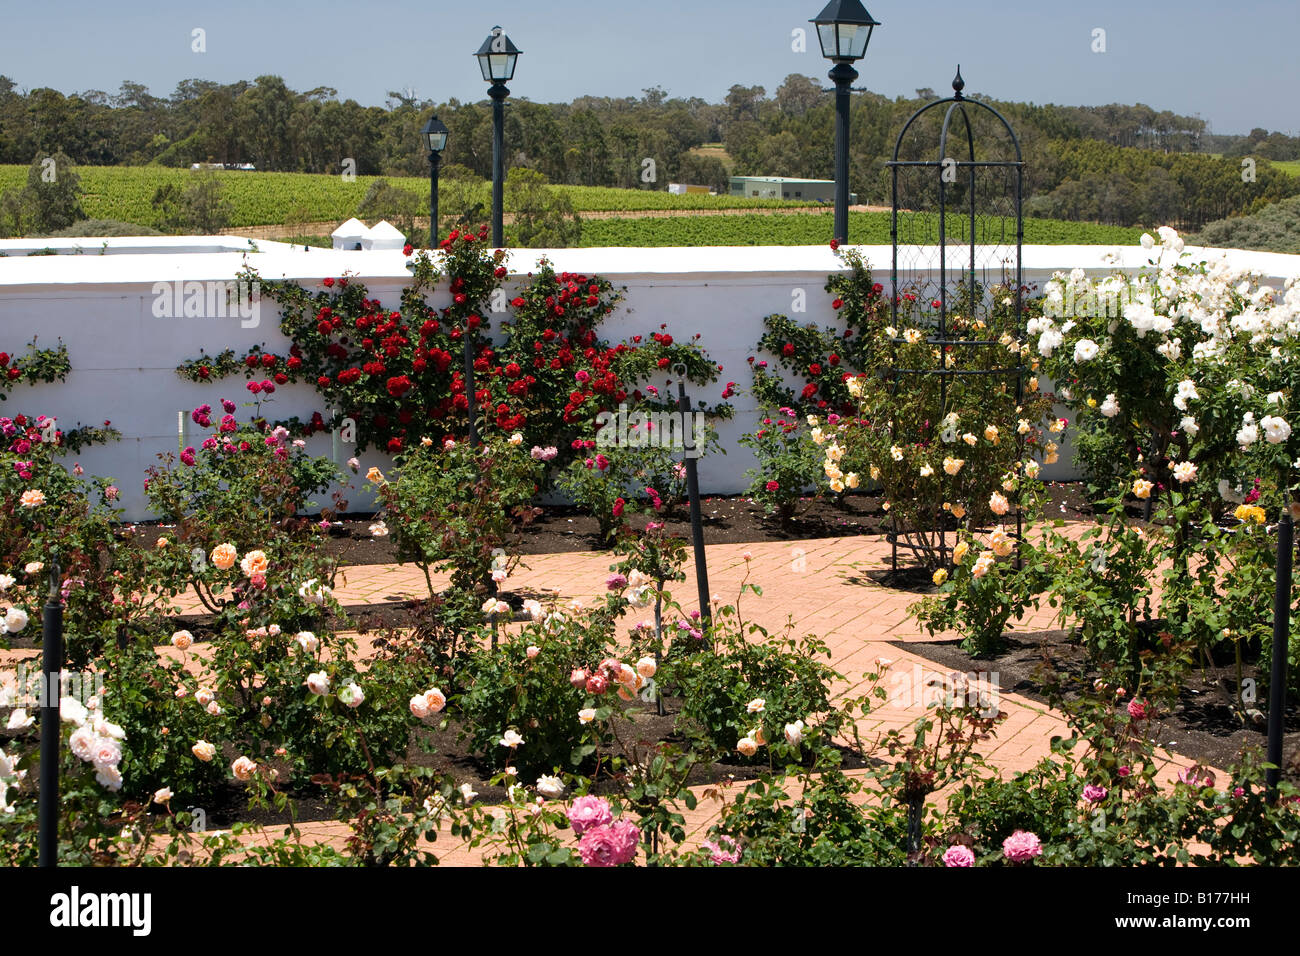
<box><xmin>427</xmin><ymin>147</ymin><xmax>441</xmax><ymax>248</ymax></box>
<box><xmin>677</xmin><ymin>378</ymin><xmax>711</xmax><ymax>629</ymax></box>
<box><xmin>38</xmin><ymin>556</ymin><xmax>62</xmax><ymax>868</ymax></box>
<box><xmin>1267</xmin><ymin>508</ymin><xmax>1292</xmax><ymax>796</ymax></box>
<box><xmin>653</xmin><ymin>592</ymin><xmax>666</xmax><ymax>717</ymax></box>
<box><xmin>489</xmin><ymin>82</ymin><xmax>509</xmax><ymax>249</ymax></box>
<box><xmin>830</xmin><ymin>61</ymin><xmax>858</xmax><ymax>245</ymax></box>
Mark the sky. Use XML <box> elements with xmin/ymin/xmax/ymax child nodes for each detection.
<box><xmin>1</xmin><ymin>0</ymin><xmax>1296</xmax><ymax>135</ymax></box>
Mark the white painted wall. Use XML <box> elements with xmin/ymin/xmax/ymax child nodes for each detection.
<box><xmin>2</xmin><ymin>239</ymin><xmax>1298</xmax><ymax>520</ymax></box>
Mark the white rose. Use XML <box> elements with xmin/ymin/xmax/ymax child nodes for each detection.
<box><xmin>69</xmin><ymin>724</ymin><xmax>98</xmax><ymax>761</ymax></box>
<box><xmin>3</xmin><ymin>608</ymin><xmax>27</xmax><ymax>634</ymax></box>
<box><xmin>784</xmin><ymin>720</ymin><xmax>805</xmax><ymax>747</ymax></box>
<box><xmin>305</xmin><ymin>671</ymin><xmax>331</xmax><ymax>696</ymax></box>
<box><xmin>536</xmin><ymin>775</ymin><xmax>565</xmax><ymax>798</ymax></box>
<box><xmin>339</xmin><ymin>682</ymin><xmax>365</xmax><ymax>708</ymax></box>
<box><xmin>1261</xmin><ymin>415</ymin><xmax>1291</xmax><ymax>444</ymax></box>
<box><xmin>1073</xmin><ymin>339</ymin><xmax>1099</xmax><ymax>362</ymax></box>
<box><xmin>6</xmin><ymin>709</ymin><xmax>33</xmax><ymax>731</ymax></box>
<box><xmin>59</xmin><ymin>697</ymin><xmax>88</xmax><ymax>726</ymax></box>
<box><xmin>95</xmin><ymin>766</ymin><xmax>123</xmax><ymax>792</ymax></box>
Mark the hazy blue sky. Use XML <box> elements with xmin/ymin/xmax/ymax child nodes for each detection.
<box><xmin>1</xmin><ymin>0</ymin><xmax>1295</xmax><ymax>134</ymax></box>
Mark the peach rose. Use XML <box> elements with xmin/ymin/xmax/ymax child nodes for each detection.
<box><xmin>192</xmin><ymin>740</ymin><xmax>217</xmax><ymax>762</ymax></box>
<box><xmin>240</xmin><ymin>549</ymin><xmax>269</xmax><ymax>577</ymax></box>
<box><xmin>210</xmin><ymin>543</ymin><xmax>237</xmax><ymax>571</ymax></box>
<box><xmin>231</xmin><ymin>756</ymin><xmax>257</xmax><ymax>781</ymax></box>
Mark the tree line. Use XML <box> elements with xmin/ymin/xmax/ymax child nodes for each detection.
<box><xmin>1</xmin><ymin>73</ymin><xmax>1296</xmax><ymax>232</ymax></box>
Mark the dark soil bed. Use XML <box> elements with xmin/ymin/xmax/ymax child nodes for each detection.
<box><xmin>891</xmin><ymin>628</ymin><xmax>1300</xmax><ymax>785</ymax></box>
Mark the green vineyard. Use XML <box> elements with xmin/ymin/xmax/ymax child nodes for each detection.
<box><xmin>577</xmin><ymin>212</ymin><xmax>1146</xmax><ymax>247</ymax></box>
<box><xmin>0</xmin><ymin>165</ymin><xmax>807</xmax><ymax>230</ymax></box>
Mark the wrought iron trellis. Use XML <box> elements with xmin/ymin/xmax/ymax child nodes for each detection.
<box><xmin>885</xmin><ymin>68</ymin><xmax>1026</xmax><ymax>573</ymax></box>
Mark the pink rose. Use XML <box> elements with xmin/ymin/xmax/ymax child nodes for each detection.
<box><xmin>566</xmin><ymin>795</ymin><xmax>613</xmax><ymax>836</ymax></box>
<box><xmin>942</xmin><ymin>845</ymin><xmax>975</xmax><ymax>867</ymax></box>
<box><xmin>578</xmin><ymin>819</ymin><xmax>640</xmax><ymax>867</ymax></box>
<box><xmin>586</xmin><ymin>674</ymin><xmax>608</xmax><ymax>695</ymax></box>
<box><xmin>569</xmin><ymin>669</ymin><xmax>588</xmax><ymax>689</ymax></box>
<box><xmin>1001</xmin><ymin>830</ymin><xmax>1042</xmax><ymax>863</ymax></box>
<box><xmin>1126</xmin><ymin>698</ymin><xmax>1148</xmax><ymax>720</ymax></box>
<box><xmin>703</xmin><ymin>836</ymin><xmax>741</xmax><ymax>865</ymax></box>
<box><xmin>1082</xmin><ymin>784</ymin><xmax>1108</xmax><ymax>803</ymax></box>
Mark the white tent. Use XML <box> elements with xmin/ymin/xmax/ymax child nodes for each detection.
<box><xmin>361</xmin><ymin>220</ymin><xmax>407</xmax><ymax>252</ymax></box>
<box><xmin>331</xmin><ymin>218</ymin><xmax>369</xmax><ymax>251</ymax></box>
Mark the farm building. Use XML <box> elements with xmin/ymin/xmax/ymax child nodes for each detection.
<box><xmin>728</xmin><ymin>176</ymin><xmax>856</xmax><ymax>203</ymax></box>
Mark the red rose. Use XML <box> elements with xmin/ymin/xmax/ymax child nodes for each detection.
<box><xmin>782</xmin><ymin>343</ymin><xmax>795</xmax><ymax>357</ymax></box>
<box><xmin>0</xmin><ymin>353</ymin><xmax>8</xmax><ymax>367</ymax></box>
<box><xmin>832</xmin><ymin>299</ymin><xmax>843</xmax><ymax>309</ymax></box>
<box><xmin>287</xmin><ymin>356</ymin><xmax>302</xmax><ymax>371</ymax></box>
<box><xmin>828</xmin><ymin>354</ymin><xmax>840</xmax><ymax>365</ymax></box>
<box><xmin>872</xmin><ymin>283</ymin><xmax>883</xmax><ymax>295</ymax></box>
<box><xmin>403</xmin><ymin>243</ymin><xmax>413</xmax><ymax>256</ymax></box>
<box><xmin>198</xmin><ymin>366</ymin><xmax>211</xmax><ymax>379</ymax></box>
<box><xmin>317</xmin><ymin>375</ymin><xmax>332</xmax><ymax>388</ymax></box>
<box><xmin>323</xmin><ymin>278</ymin><xmax>335</xmax><ymax>288</ymax></box>
<box><xmin>494</xmin><ymin>267</ymin><xmax>507</xmax><ymax>278</ymax></box>
<box><xmin>829</xmin><ymin>239</ymin><xmax>839</xmax><ymax>251</ymax></box>
<box><xmin>766</xmin><ymin>480</ymin><xmax>780</xmax><ymax>492</ymax></box>
<box><xmin>809</xmin><ymin>364</ymin><xmax>822</xmax><ymax>376</ymax></box>
<box><xmin>274</xmin><ymin>372</ymin><xmax>288</xmax><ymax>385</ymax></box>
<box><xmin>511</xmin><ymin>297</ymin><xmax>526</xmax><ymax>308</ymax></box>
<box><xmin>6</xmin><ymin>368</ymin><xmax>20</xmax><ymax>380</ymax></box>
<box><xmin>388</xmin><ymin>437</ymin><xmax>403</xmax><ymax>452</ymax></box>
<box><xmin>245</xmin><ymin>355</ymin><xmax>259</xmax><ymax>368</ymax></box>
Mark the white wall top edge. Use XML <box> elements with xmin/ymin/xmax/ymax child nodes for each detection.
<box><xmin>1</xmin><ymin>241</ymin><xmax>1297</xmax><ymax>291</ymax></box>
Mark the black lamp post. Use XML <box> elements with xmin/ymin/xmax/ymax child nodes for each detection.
<box><xmin>420</xmin><ymin>116</ymin><xmax>449</xmax><ymax>247</ymax></box>
<box><xmin>811</xmin><ymin>0</ymin><xmax>878</xmax><ymax>245</ymax></box>
<box><xmin>476</xmin><ymin>25</ymin><xmax>521</xmax><ymax>248</ymax></box>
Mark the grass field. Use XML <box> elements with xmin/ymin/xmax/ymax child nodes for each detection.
<box><xmin>1273</xmin><ymin>160</ymin><xmax>1300</xmax><ymax>177</ymax></box>
<box><xmin>0</xmin><ymin>165</ymin><xmax>804</xmax><ymax>230</ymax></box>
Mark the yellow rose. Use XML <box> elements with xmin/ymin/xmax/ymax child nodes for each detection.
<box><xmin>932</xmin><ymin>568</ymin><xmax>948</xmax><ymax>586</ymax></box>
<box><xmin>952</xmin><ymin>541</ymin><xmax>970</xmax><ymax>564</ymax></box>
<box><xmin>1132</xmin><ymin>479</ymin><xmax>1153</xmax><ymax>500</ymax></box>
<box><xmin>845</xmin><ymin>472</ymin><xmax>860</xmax><ymax>489</ymax></box>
